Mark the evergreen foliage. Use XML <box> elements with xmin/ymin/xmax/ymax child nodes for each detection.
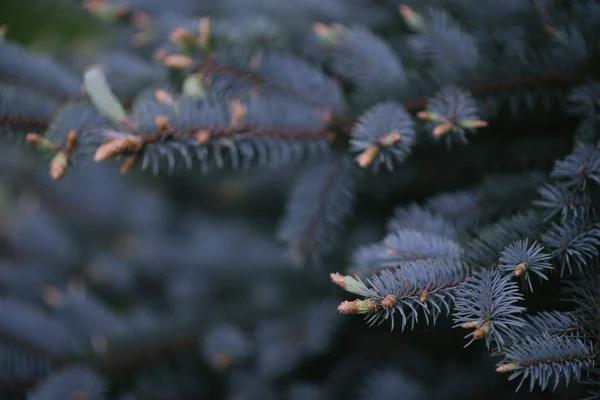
<box><xmin>1</xmin><ymin>0</ymin><xmax>600</xmax><ymax>398</ymax></box>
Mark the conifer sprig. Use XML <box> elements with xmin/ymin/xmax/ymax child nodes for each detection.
<box><xmin>498</xmin><ymin>239</ymin><xmax>553</xmax><ymax>292</ymax></box>
<box><xmin>453</xmin><ymin>269</ymin><xmax>526</xmax><ymax>350</ymax></box>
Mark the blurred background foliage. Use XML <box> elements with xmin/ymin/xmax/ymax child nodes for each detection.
<box><xmin>0</xmin><ymin>0</ymin><xmax>100</xmax><ymax>46</ymax></box>
<box><xmin>0</xmin><ymin>1</ymin><xmax>583</xmax><ymax>399</ymax></box>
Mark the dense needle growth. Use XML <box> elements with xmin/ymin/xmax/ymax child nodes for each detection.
<box><xmin>1</xmin><ymin>0</ymin><xmax>600</xmax><ymax>398</ymax></box>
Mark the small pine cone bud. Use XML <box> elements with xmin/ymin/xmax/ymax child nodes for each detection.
<box><xmin>514</xmin><ymin>262</ymin><xmax>528</xmax><ymax>277</ymax></box>
<box><xmin>312</xmin><ymin>22</ymin><xmax>330</xmax><ymax>37</ymax></box>
<box><xmin>26</xmin><ymin>133</ymin><xmax>57</xmax><ymax>152</ymax></box>
<box><xmin>399</xmin><ymin>5</ymin><xmax>426</xmax><ymax>31</ymax></box>
<box><xmin>155</xmin><ymin>115</ymin><xmax>172</xmax><ymax>134</ymax></box>
<box><xmin>330</xmin><ymin>273</ymin><xmax>370</xmax><ymax>295</ymax></box>
<box><xmin>416</xmin><ymin>111</ymin><xmax>431</xmax><ymax>120</ymax></box>
<box><xmin>66</xmin><ymin>130</ymin><xmax>78</xmax><ymax>152</ymax></box>
<box><xmin>94</xmin><ymin>136</ymin><xmax>143</xmax><ymax>162</ymax></box>
<box><xmin>26</xmin><ymin>133</ymin><xmax>43</xmax><ymax>145</ymax></box>
<box><xmin>460</xmin><ymin>321</ymin><xmax>479</xmax><ymax>329</ymax></box>
<box><xmin>433</xmin><ymin>121</ymin><xmax>454</xmax><ymax>137</ymax></box>
<box><xmin>338</xmin><ymin>300</ymin><xmax>359</xmax><ymax>314</ymax></box>
<box><xmin>230</xmin><ymin>99</ymin><xmax>247</xmax><ymax>128</ymax></box>
<box><xmin>320</xmin><ymin>109</ymin><xmax>332</xmax><ymax>124</ymax></box>
<box><xmin>356</xmin><ymin>145</ymin><xmax>379</xmax><ymax>168</ymax></box>
<box><xmin>155</xmin><ymin>90</ymin><xmax>174</xmax><ymax>105</ymax></box>
<box><xmin>337</xmin><ymin>298</ymin><xmax>377</xmax><ymax>315</ymax></box>
<box><xmin>49</xmin><ymin>152</ymin><xmax>69</xmax><ymax>180</ymax></box>
<box><xmin>496</xmin><ymin>362</ymin><xmax>520</xmax><ymax>373</ymax></box>
<box><xmin>94</xmin><ymin>139</ymin><xmax>122</xmax><ymax>162</ymax></box>
<box><xmin>378</xmin><ymin>132</ymin><xmax>402</xmax><ymax>147</ymax></box>
<box><xmin>169</xmin><ymin>28</ymin><xmax>194</xmax><ymax>45</ymax></box>
<box><xmin>385</xmin><ymin>248</ymin><xmax>398</xmax><ymax>255</ymax></box>
<box><xmin>330</xmin><ymin>272</ymin><xmax>346</xmax><ymax>289</ymax></box>
<box><xmin>459</xmin><ymin>120</ymin><xmax>488</xmax><ymax>129</ymax></box>
<box><xmin>163</xmin><ymin>54</ymin><xmax>194</xmax><ymax>69</ymax></box>
<box><xmin>196</xmin><ymin>129</ymin><xmax>211</xmax><ymax>144</ymax></box>
<box><xmin>417</xmin><ymin>111</ymin><xmax>444</xmax><ymax>123</ymax></box>
<box><xmin>473</xmin><ymin>322</ymin><xmax>491</xmax><ymax>339</ymax></box>
<box><xmin>120</xmin><ymin>155</ymin><xmax>139</xmax><ymax>174</ymax></box>
<box><xmin>312</xmin><ymin>22</ymin><xmax>344</xmax><ymax>46</ymax></box>
<box><xmin>419</xmin><ymin>290</ymin><xmax>429</xmax><ymax>303</ymax></box>
<box><xmin>381</xmin><ymin>295</ymin><xmax>397</xmax><ymax>309</ymax></box>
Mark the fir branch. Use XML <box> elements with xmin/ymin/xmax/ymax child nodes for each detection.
<box><xmin>402</xmin><ymin>70</ymin><xmax>591</xmax><ymax>112</ymax></box>
<box><xmin>197</xmin><ymin>51</ymin><xmax>345</xmax><ymax>112</ymax></box>
<box><xmin>386</xmin><ymin>203</ymin><xmax>458</xmax><ymax>239</ymax></box>
<box><xmin>425</xmin><ymin>173</ymin><xmax>546</xmax><ymax>233</ymax></box>
<box><xmin>311</xmin><ymin>24</ymin><xmax>407</xmax><ymax>105</ymax></box>
<box><xmin>453</xmin><ymin>269</ymin><xmax>526</xmax><ymax>350</ymax></box>
<box><xmin>522</xmin><ymin>311</ymin><xmax>584</xmax><ymax>338</ymax></box>
<box><xmin>277</xmin><ymin>152</ymin><xmax>357</xmax><ymax>266</ymax></box>
<box><xmin>466</xmin><ymin>210</ymin><xmax>546</xmax><ymax>267</ymax></box>
<box><xmin>552</xmin><ymin>142</ymin><xmax>600</xmax><ymax>190</ymax></box>
<box><xmin>350</xmin><ymin>102</ymin><xmax>415</xmax><ymax>171</ymax></box>
<box><xmin>336</xmin><ymin>259</ymin><xmax>469</xmax><ymax>330</ymax></box>
<box><xmin>498</xmin><ymin>239</ymin><xmax>553</xmax><ymax>292</ymax></box>
<box><xmin>496</xmin><ymin>334</ymin><xmax>595</xmax><ymax>392</ymax></box>
<box><xmin>566</xmin><ymin>82</ymin><xmax>600</xmax><ymax>118</ymax></box>
<box><xmin>535</xmin><ymin>183</ymin><xmax>593</xmax><ymax>222</ymax></box>
<box><xmin>416</xmin><ymin>85</ymin><xmax>488</xmax><ymax>147</ymax></box>
<box><xmin>351</xmin><ymin>229</ymin><xmax>463</xmax><ymax>275</ymax></box>
<box><xmin>542</xmin><ymin>220</ymin><xmax>600</xmax><ymax>275</ymax></box>
<box><xmin>94</xmin><ymin>92</ymin><xmax>333</xmax><ymax>174</ymax></box>
<box><xmin>406</xmin><ymin>8</ymin><xmax>480</xmax><ymax>81</ymax></box>
<box><xmin>27</xmin><ymin>103</ymin><xmax>108</xmax><ymax>180</ymax></box>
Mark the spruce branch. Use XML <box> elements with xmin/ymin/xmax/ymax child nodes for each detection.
<box><xmin>277</xmin><ymin>152</ymin><xmax>357</xmax><ymax>266</ymax></box>
<box><xmin>402</xmin><ymin>71</ymin><xmax>591</xmax><ymax>113</ymax></box>
<box><xmin>335</xmin><ymin>259</ymin><xmax>468</xmax><ymax>330</ymax></box>
<box><xmin>453</xmin><ymin>269</ymin><xmax>526</xmax><ymax>350</ymax></box>
<box><xmin>498</xmin><ymin>239</ymin><xmax>553</xmax><ymax>292</ymax></box>
<box><xmin>496</xmin><ymin>334</ymin><xmax>595</xmax><ymax>392</ymax></box>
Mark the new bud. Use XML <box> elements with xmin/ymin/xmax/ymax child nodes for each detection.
<box><xmin>163</xmin><ymin>55</ymin><xmax>194</xmax><ymax>69</ymax></box>
<box><xmin>399</xmin><ymin>5</ymin><xmax>426</xmax><ymax>32</ymax></box>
